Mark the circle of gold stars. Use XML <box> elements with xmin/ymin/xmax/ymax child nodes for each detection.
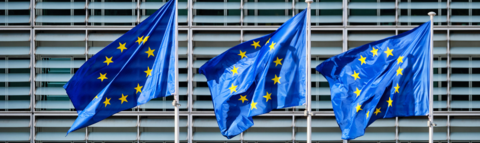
<box><xmin>351</xmin><ymin>45</ymin><xmax>408</xmax><ymax>119</ymax></box>
<box><xmin>228</xmin><ymin>38</ymin><xmax>285</xmax><ymax>112</ymax></box>
<box><xmin>96</xmin><ymin>35</ymin><xmax>158</xmax><ymax>109</ymax></box>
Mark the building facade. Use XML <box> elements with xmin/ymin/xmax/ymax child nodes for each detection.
<box><xmin>0</xmin><ymin>0</ymin><xmax>479</xmax><ymax>142</ymax></box>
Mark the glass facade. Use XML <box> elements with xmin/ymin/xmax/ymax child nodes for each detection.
<box><xmin>0</xmin><ymin>0</ymin><xmax>479</xmax><ymax>142</ymax></box>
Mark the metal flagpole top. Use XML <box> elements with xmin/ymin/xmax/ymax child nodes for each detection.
<box><xmin>305</xmin><ymin>0</ymin><xmax>313</xmax><ymax>3</ymax></box>
<box><xmin>428</xmin><ymin>11</ymin><xmax>436</xmax><ymax>16</ymax></box>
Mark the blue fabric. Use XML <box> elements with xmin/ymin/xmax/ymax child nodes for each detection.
<box><xmin>199</xmin><ymin>9</ymin><xmax>307</xmax><ymax>139</ymax></box>
<box><xmin>316</xmin><ymin>21</ymin><xmax>431</xmax><ymax>140</ymax></box>
<box><xmin>64</xmin><ymin>0</ymin><xmax>176</xmax><ymax>134</ymax></box>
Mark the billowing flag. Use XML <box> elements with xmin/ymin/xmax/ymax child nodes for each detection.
<box><xmin>316</xmin><ymin>21</ymin><xmax>431</xmax><ymax>140</ymax></box>
<box><xmin>199</xmin><ymin>10</ymin><xmax>308</xmax><ymax>139</ymax></box>
<box><xmin>64</xmin><ymin>0</ymin><xmax>176</xmax><ymax>134</ymax></box>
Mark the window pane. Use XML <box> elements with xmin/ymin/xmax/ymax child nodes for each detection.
<box><xmin>197</xmin><ymin>10</ymin><xmax>224</xmax><ymax>16</ymax></box>
<box><xmin>319</xmin><ymin>10</ymin><xmax>342</xmax><ymax>15</ymax></box>
<box><xmin>350</xmin><ymin>9</ymin><xmax>376</xmax><ymax>16</ymax></box>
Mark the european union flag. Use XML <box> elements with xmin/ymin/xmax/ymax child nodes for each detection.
<box><xmin>316</xmin><ymin>21</ymin><xmax>432</xmax><ymax>140</ymax></box>
<box><xmin>199</xmin><ymin>10</ymin><xmax>307</xmax><ymax>139</ymax></box>
<box><xmin>64</xmin><ymin>0</ymin><xmax>176</xmax><ymax>134</ymax></box>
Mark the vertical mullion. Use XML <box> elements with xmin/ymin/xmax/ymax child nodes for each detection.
<box><xmin>4</xmin><ymin>57</ymin><xmax>7</xmax><ymax>106</ymax></box>
<box><xmin>31</xmin><ymin>0</ymin><xmax>35</xmax><ymax>27</ymax></box>
<box><xmin>447</xmin><ymin>115</ymin><xmax>450</xmax><ymax>143</ymax></box>
<box><xmin>469</xmin><ymin>56</ymin><xmax>472</xmax><ymax>111</ymax></box>
<box><xmin>407</xmin><ymin>0</ymin><xmax>410</xmax><ymax>26</ymax></box>
<box><xmin>395</xmin><ymin>0</ymin><xmax>398</xmax><ymax>26</ymax></box>
<box><xmin>254</xmin><ymin>0</ymin><xmax>258</xmax><ymax>26</ymax></box>
<box><xmin>101</xmin><ymin>0</ymin><xmax>105</xmax><ymax>26</ymax></box>
<box><xmin>438</xmin><ymin>57</ymin><xmax>442</xmax><ymax>111</ymax></box>
<box><xmin>32</xmin><ymin>113</ymin><xmax>35</xmax><ymax>143</ymax></box>
<box><xmin>30</xmin><ymin>114</ymin><xmax>33</xmax><ymax>143</ymax></box>
<box><xmin>86</xmin><ymin>0</ymin><xmax>89</xmax><ymax>26</ymax></box>
<box><xmin>342</xmin><ymin>29</ymin><xmax>347</xmax><ymax>52</ymax></box>
<box><xmin>71</xmin><ymin>0</ymin><xmax>75</xmax><ymax>26</ymax></box>
<box><xmin>438</xmin><ymin>0</ymin><xmax>441</xmax><ymax>26</ymax></box>
<box><xmin>377</xmin><ymin>0</ymin><xmax>380</xmax><ymax>26</ymax></box>
<box><xmin>395</xmin><ymin>117</ymin><xmax>399</xmax><ymax>143</ymax></box>
<box><xmin>188</xmin><ymin>0</ymin><xmax>192</xmax><ymax>27</ymax></box>
<box><xmin>188</xmin><ymin>30</ymin><xmax>193</xmax><ymax>113</ymax></box>
<box><xmin>447</xmin><ymin>0</ymin><xmax>450</xmax><ymax>26</ymax></box>
<box><xmin>240</xmin><ymin>0</ymin><xmax>244</xmax><ymax>26</ymax></box>
<box><xmin>469</xmin><ymin>0</ymin><xmax>472</xmax><ymax>26</ymax></box>
<box><xmin>343</xmin><ymin>0</ymin><xmax>347</xmax><ymax>26</ymax></box>
<box><xmin>85</xmin><ymin>30</ymin><xmax>88</xmax><ymax>66</ymax></box>
<box><xmin>292</xmin><ymin>0</ymin><xmax>295</xmax><ymax>16</ymax></box>
<box><xmin>446</xmin><ymin>29</ymin><xmax>450</xmax><ymax>111</ymax></box>
<box><xmin>187</xmin><ymin>29</ymin><xmax>193</xmax><ymax>143</ymax></box>
<box><xmin>31</xmin><ymin>29</ymin><xmax>36</xmax><ymax>112</ymax></box>
<box><xmin>137</xmin><ymin>114</ymin><xmax>140</xmax><ymax>143</ymax></box>
<box><xmin>188</xmin><ymin>115</ymin><xmax>192</xmax><ymax>143</ymax></box>
<box><xmin>292</xmin><ymin>115</ymin><xmax>295</xmax><ymax>143</ymax></box>
<box><xmin>316</xmin><ymin>0</ymin><xmax>319</xmax><ymax>26</ymax></box>
<box><xmin>132</xmin><ymin>0</ymin><xmax>135</xmax><ymax>26</ymax></box>
<box><xmin>137</xmin><ymin>0</ymin><xmax>140</xmax><ymax>25</ymax></box>
<box><xmin>225</xmin><ymin>0</ymin><xmax>227</xmax><ymax>26</ymax></box>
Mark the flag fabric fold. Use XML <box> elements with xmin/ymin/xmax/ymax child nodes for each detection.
<box><xmin>199</xmin><ymin>9</ymin><xmax>308</xmax><ymax>139</ymax></box>
<box><xmin>64</xmin><ymin>0</ymin><xmax>176</xmax><ymax>134</ymax></box>
<box><xmin>316</xmin><ymin>21</ymin><xmax>432</xmax><ymax>140</ymax></box>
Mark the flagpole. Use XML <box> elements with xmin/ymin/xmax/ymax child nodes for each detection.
<box><xmin>428</xmin><ymin>11</ymin><xmax>436</xmax><ymax>143</ymax></box>
<box><xmin>173</xmin><ymin>0</ymin><xmax>180</xmax><ymax>142</ymax></box>
<box><xmin>305</xmin><ymin>0</ymin><xmax>312</xmax><ymax>143</ymax></box>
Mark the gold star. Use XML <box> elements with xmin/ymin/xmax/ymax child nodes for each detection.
<box><xmin>238</xmin><ymin>50</ymin><xmax>247</xmax><ymax>59</ymax></box>
<box><xmin>269</xmin><ymin>42</ymin><xmax>276</xmax><ymax>51</ymax></box>
<box><xmin>265</xmin><ymin>38</ymin><xmax>271</xmax><ymax>45</ymax></box>
<box><xmin>397</xmin><ymin>56</ymin><xmax>404</xmax><ymax>64</ymax></box>
<box><xmin>239</xmin><ymin>95</ymin><xmax>248</xmax><ymax>103</ymax></box>
<box><xmin>394</xmin><ymin>83</ymin><xmax>400</xmax><ymax>93</ymax></box>
<box><xmin>374</xmin><ymin>107</ymin><xmax>381</xmax><ymax>115</ymax></box>
<box><xmin>384</xmin><ymin>47</ymin><xmax>394</xmax><ymax>58</ymax></box>
<box><xmin>263</xmin><ymin>92</ymin><xmax>272</xmax><ymax>102</ymax></box>
<box><xmin>366</xmin><ymin>111</ymin><xmax>370</xmax><ymax>118</ymax></box>
<box><xmin>94</xmin><ymin>95</ymin><xmax>98</xmax><ymax>100</ymax></box>
<box><xmin>351</xmin><ymin>71</ymin><xmax>360</xmax><ymax>80</ymax></box>
<box><xmin>230</xmin><ymin>66</ymin><xmax>239</xmax><ymax>76</ymax></box>
<box><xmin>354</xmin><ymin>87</ymin><xmax>361</xmax><ymax>97</ymax></box>
<box><xmin>273</xmin><ymin>57</ymin><xmax>283</xmax><ymax>66</ymax></box>
<box><xmin>396</xmin><ymin>67</ymin><xmax>403</xmax><ymax>76</ymax></box>
<box><xmin>370</xmin><ymin>47</ymin><xmax>378</xmax><ymax>57</ymax></box>
<box><xmin>145</xmin><ymin>47</ymin><xmax>155</xmax><ymax>58</ymax></box>
<box><xmin>251</xmin><ymin>41</ymin><xmax>261</xmax><ymax>49</ymax></box>
<box><xmin>117</xmin><ymin>42</ymin><xmax>127</xmax><ymax>53</ymax></box>
<box><xmin>134</xmin><ymin>83</ymin><xmax>143</xmax><ymax>94</ymax></box>
<box><xmin>356</xmin><ymin>103</ymin><xmax>362</xmax><ymax>112</ymax></box>
<box><xmin>387</xmin><ymin>97</ymin><xmax>393</xmax><ymax>107</ymax></box>
<box><xmin>358</xmin><ymin>55</ymin><xmax>366</xmax><ymax>65</ymax></box>
<box><xmin>104</xmin><ymin>56</ymin><xmax>113</xmax><ymax>66</ymax></box>
<box><xmin>251</xmin><ymin>101</ymin><xmax>257</xmax><ymax>110</ymax></box>
<box><xmin>143</xmin><ymin>36</ymin><xmax>149</xmax><ymax>44</ymax></box>
<box><xmin>98</xmin><ymin>73</ymin><xmax>107</xmax><ymax>82</ymax></box>
<box><xmin>228</xmin><ymin>84</ymin><xmax>237</xmax><ymax>93</ymax></box>
<box><xmin>144</xmin><ymin>67</ymin><xmax>152</xmax><ymax>77</ymax></box>
<box><xmin>136</xmin><ymin>36</ymin><xmax>144</xmax><ymax>45</ymax></box>
<box><xmin>271</xmin><ymin>74</ymin><xmax>281</xmax><ymax>84</ymax></box>
<box><xmin>103</xmin><ymin>97</ymin><xmax>111</xmax><ymax>107</ymax></box>
<box><xmin>119</xmin><ymin>94</ymin><xmax>128</xmax><ymax>104</ymax></box>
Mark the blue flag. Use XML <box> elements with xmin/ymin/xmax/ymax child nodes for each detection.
<box><xmin>199</xmin><ymin>10</ymin><xmax>307</xmax><ymax>139</ymax></box>
<box><xmin>316</xmin><ymin>21</ymin><xmax>431</xmax><ymax>140</ymax></box>
<box><xmin>64</xmin><ymin>0</ymin><xmax>176</xmax><ymax>134</ymax></box>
